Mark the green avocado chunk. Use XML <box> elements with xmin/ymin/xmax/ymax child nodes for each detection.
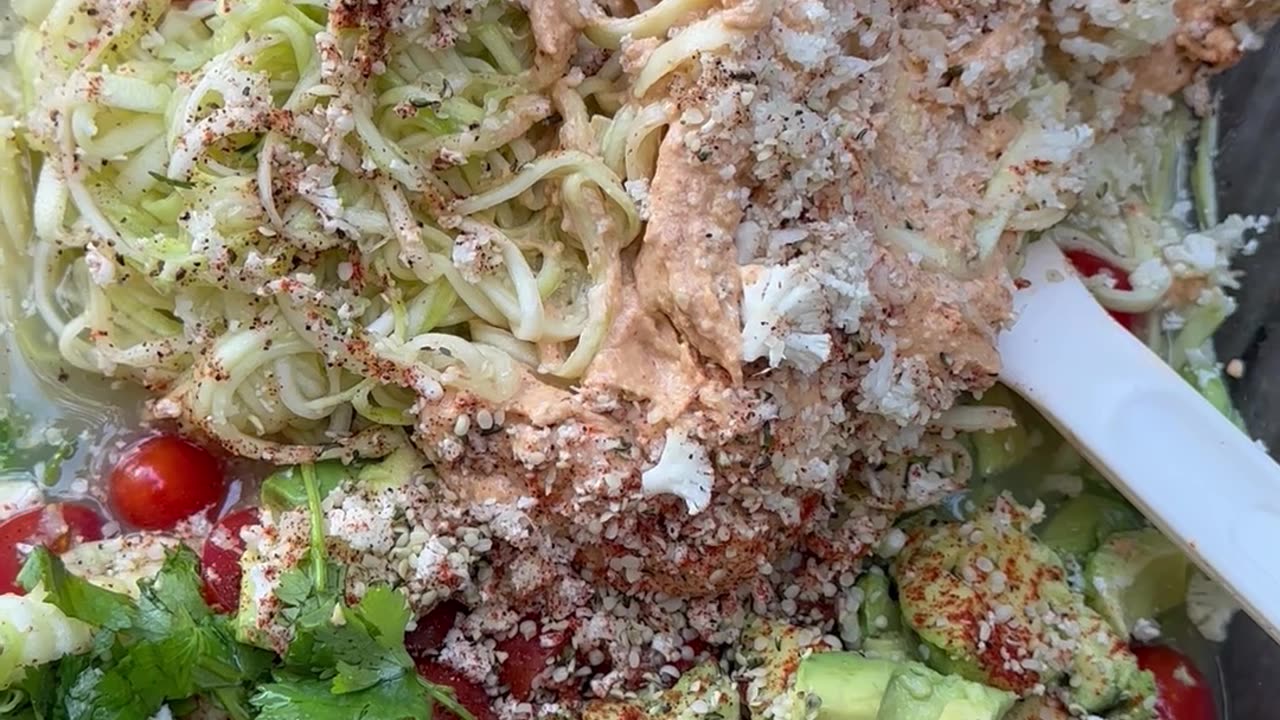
<box><xmin>795</xmin><ymin>653</ymin><xmax>899</xmax><ymax>720</ymax></box>
<box><xmin>582</xmin><ymin>662</ymin><xmax>739</xmax><ymax>719</ymax></box>
<box><xmin>851</xmin><ymin>572</ymin><xmax>918</xmax><ymax>662</ymax></box>
<box><xmin>259</xmin><ymin>460</ymin><xmax>352</xmax><ymax>511</ymax></box>
<box><xmin>1036</xmin><ymin>493</ymin><xmax>1144</xmax><ymax>561</ymax></box>
<box><xmin>738</xmin><ymin>617</ymin><xmax>836</xmax><ymax>717</ymax></box>
<box><xmin>891</xmin><ymin>494</ymin><xmax>1155</xmax><ymax>718</ymax></box>
<box><xmin>1084</xmin><ymin>528</ymin><xmax>1191</xmax><ymax>638</ymax></box>
<box><xmin>874</xmin><ymin>663</ymin><xmax>1014</xmax><ymax>720</ymax></box>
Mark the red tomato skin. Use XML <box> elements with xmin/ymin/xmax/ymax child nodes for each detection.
<box><xmin>1063</xmin><ymin>249</ymin><xmax>1142</xmax><ymax>332</ymax></box>
<box><xmin>200</xmin><ymin>507</ymin><xmax>260</xmax><ymax>613</ymax></box>
<box><xmin>1133</xmin><ymin>644</ymin><xmax>1216</xmax><ymax>720</ymax></box>
<box><xmin>108</xmin><ymin>435</ymin><xmax>227</xmax><ymax>531</ymax></box>
<box><xmin>406</xmin><ymin>600</ymin><xmax>465</xmax><ymax>662</ymax></box>
<box><xmin>416</xmin><ymin>661</ymin><xmax>497</xmax><ymax>720</ymax></box>
<box><xmin>0</xmin><ymin>503</ymin><xmax>104</xmax><ymax>594</ymax></box>
<box><xmin>497</xmin><ymin>623</ymin><xmax>570</xmax><ymax>701</ymax></box>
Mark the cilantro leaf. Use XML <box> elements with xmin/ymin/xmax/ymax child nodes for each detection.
<box><xmin>355</xmin><ymin>587</ymin><xmax>413</xmax><ymax>651</ymax></box>
<box><xmin>17</xmin><ymin>547</ymin><xmax>137</xmax><ymax>631</ymax></box>
<box><xmin>15</xmin><ymin>547</ymin><xmax>273</xmax><ymax>720</ymax></box>
<box><xmin>252</xmin><ymin>674</ymin><xmax>436</xmax><ymax>720</ymax></box>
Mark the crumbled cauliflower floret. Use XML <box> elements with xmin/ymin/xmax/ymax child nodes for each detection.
<box><xmin>739</xmin><ymin>263</ymin><xmax>833</xmax><ymax>373</ymax></box>
<box><xmin>640</xmin><ymin>427</ymin><xmax>714</xmax><ymax>514</ymax></box>
<box><xmin>1185</xmin><ymin>570</ymin><xmax>1239</xmax><ymax>642</ymax></box>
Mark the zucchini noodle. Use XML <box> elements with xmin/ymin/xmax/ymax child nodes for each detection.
<box><xmin>0</xmin><ymin>0</ymin><xmax>663</xmax><ymax>463</ymax></box>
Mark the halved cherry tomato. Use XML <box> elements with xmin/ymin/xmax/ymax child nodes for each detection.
<box><xmin>406</xmin><ymin>600</ymin><xmax>466</xmax><ymax>662</ymax></box>
<box><xmin>1063</xmin><ymin>249</ymin><xmax>1142</xmax><ymax>332</ymax></box>
<box><xmin>497</xmin><ymin>622</ymin><xmax>569</xmax><ymax>701</ymax></box>
<box><xmin>416</xmin><ymin>661</ymin><xmax>497</xmax><ymax>720</ymax></box>
<box><xmin>0</xmin><ymin>503</ymin><xmax>104</xmax><ymax>594</ymax></box>
<box><xmin>108</xmin><ymin>435</ymin><xmax>227</xmax><ymax>531</ymax></box>
<box><xmin>200</xmin><ymin>507</ymin><xmax>260</xmax><ymax>613</ymax></box>
<box><xmin>1133</xmin><ymin>644</ymin><xmax>1216</xmax><ymax>720</ymax></box>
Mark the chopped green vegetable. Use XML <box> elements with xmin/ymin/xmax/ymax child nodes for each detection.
<box><xmin>248</xmin><ymin>464</ymin><xmax>472</xmax><ymax>720</ymax></box>
<box><xmin>356</xmin><ymin>446</ymin><xmax>427</xmax><ymax>491</ymax></box>
<box><xmin>1036</xmin><ymin>493</ymin><xmax>1145</xmax><ymax>561</ymax></box>
<box><xmin>0</xmin><ymin>588</ymin><xmax>93</xmax><ymax>690</ymax></box>
<box><xmin>1179</xmin><ymin>365</ymin><xmax>1245</xmax><ymax>429</ymax></box>
<box><xmin>970</xmin><ymin>386</ymin><xmax>1035</xmax><ymax>479</ymax></box>
<box><xmin>259</xmin><ymin>461</ymin><xmax>352</xmax><ymax>512</ymax></box>
<box><xmin>1084</xmin><ymin>529</ymin><xmax>1191</xmax><ymax>638</ymax></box>
<box><xmin>11</xmin><ymin>546</ymin><xmax>272</xmax><ymax>719</ymax></box>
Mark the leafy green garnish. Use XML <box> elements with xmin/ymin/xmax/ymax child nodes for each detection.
<box><xmin>250</xmin><ymin>463</ymin><xmax>472</xmax><ymax>720</ymax></box>
<box><xmin>14</xmin><ymin>547</ymin><xmax>272</xmax><ymax>720</ymax></box>
<box><xmin>18</xmin><ymin>547</ymin><xmax>138</xmax><ymax>632</ymax></box>
<box><xmin>7</xmin><ymin>462</ymin><xmax>467</xmax><ymax>720</ymax></box>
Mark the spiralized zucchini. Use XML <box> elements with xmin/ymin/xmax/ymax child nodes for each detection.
<box><xmin>0</xmin><ymin>0</ymin><xmax>683</xmax><ymax>462</ymax></box>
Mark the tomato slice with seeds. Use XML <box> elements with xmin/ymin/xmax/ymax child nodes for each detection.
<box><xmin>1133</xmin><ymin>644</ymin><xmax>1216</xmax><ymax>720</ymax></box>
<box><xmin>108</xmin><ymin>435</ymin><xmax>227</xmax><ymax>531</ymax></box>
<box><xmin>497</xmin><ymin>622</ymin><xmax>570</xmax><ymax>701</ymax></box>
<box><xmin>1063</xmin><ymin>249</ymin><xmax>1142</xmax><ymax>332</ymax></box>
<box><xmin>200</xmin><ymin>507</ymin><xmax>260</xmax><ymax>613</ymax></box>
<box><xmin>416</xmin><ymin>661</ymin><xmax>497</xmax><ymax>720</ymax></box>
<box><xmin>0</xmin><ymin>503</ymin><xmax>105</xmax><ymax>595</ymax></box>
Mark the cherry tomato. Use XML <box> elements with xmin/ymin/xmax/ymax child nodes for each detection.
<box><xmin>406</xmin><ymin>600</ymin><xmax>466</xmax><ymax>662</ymax></box>
<box><xmin>416</xmin><ymin>661</ymin><xmax>496</xmax><ymax>720</ymax></box>
<box><xmin>108</xmin><ymin>435</ymin><xmax>227</xmax><ymax>530</ymax></box>
<box><xmin>0</xmin><ymin>503</ymin><xmax>104</xmax><ymax>595</ymax></box>
<box><xmin>496</xmin><ymin>622</ymin><xmax>569</xmax><ymax>701</ymax></box>
<box><xmin>1063</xmin><ymin>249</ymin><xmax>1142</xmax><ymax>332</ymax></box>
<box><xmin>200</xmin><ymin>507</ymin><xmax>260</xmax><ymax>613</ymax></box>
<box><xmin>1133</xmin><ymin>644</ymin><xmax>1216</xmax><ymax>720</ymax></box>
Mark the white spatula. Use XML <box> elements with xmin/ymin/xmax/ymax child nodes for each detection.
<box><xmin>998</xmin><ymin>238</ymin><xmax>1280</xmax><ymax>643</ymax></box>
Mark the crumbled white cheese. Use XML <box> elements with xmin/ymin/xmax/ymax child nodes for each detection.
<box><xmin>641</xmin><ymin>427</ymin><xmax>715</xmax><ymax>515</ymax></box>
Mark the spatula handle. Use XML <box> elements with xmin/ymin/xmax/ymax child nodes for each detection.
<box><xmin>999</xmin><ymin>240</ymin><xmax>1280</xmax><ymax>643</ymax></box>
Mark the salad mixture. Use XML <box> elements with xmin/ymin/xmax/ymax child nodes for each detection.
<box><xmin>0</xmin><ymin>0</ymin><xmax>1275</xmax><ymax>718</ymax></box>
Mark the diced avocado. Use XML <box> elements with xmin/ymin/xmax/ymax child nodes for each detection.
<box><xmin>59</xmin><ymin>534</ymin><xmax>179</xmax><ymax>598</ymax></box>
<box><xmin>234</xmin><ymin>547</ymin><xmax>277</xmax><ymax>650</ymax></box>
<box><xmin>582</xmin><ymin>662</ymin><xmax>738</xmax><ymax>719</ymax></box>
<box><xmin>1084</xmin><ymin>528</ymin><xmax>1190</xmax><ymax>638</ymax></box>
<box><xmin>892</xmin><ymin>494</ymin><xmax>1155</xmax><ymax>718</ymax></box>
<box><xmin>1036</xmin><ymin>493</ymin><xmax>1144</xmax><ymax>561</ymax></box>
<box><xmin>259</xmin><ymin>461</ymin><xmax>352</xmax><ymax>512</ymax></box>
<box><xmin>845</xmin><ymin>571</ymin><xmax>917</xmax><ymax>662</ymax></box>
<box><xmin>861</xmin><ymin>636</ymin><xmax>917</xmax><ymax>663</ymax></box>
<box><xmin>874</xmin><ymin>663</ymin><xmax>1014</xmax><ymax>720</ymax></box>
<box><xmin>737</xmin><ymin>618</ymin><xmax>833</xmax><ymax>718</ymax></box>
<box><xmin>356</xmin><ymin>445</ymin><xmax>429</xmax><ymax>490</ymax></box>
<box><xmin>660</xmin><ymin>662</ymin><xmax>741</xmax><ymax>718</ymax></box>
<box><xmin>857</xmin><ymin>572</ymin><xmax>903</xmax><ymax>638</ymax></box>
<box><xmin>970</xmin><ymin>386</ymin><xmax>1035</xmax><ymax>478</ymax></box>
<box><xmin>795</xmin><ymin>652</ymin><xmax>898</xmax><ymax>720</ymax></box>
